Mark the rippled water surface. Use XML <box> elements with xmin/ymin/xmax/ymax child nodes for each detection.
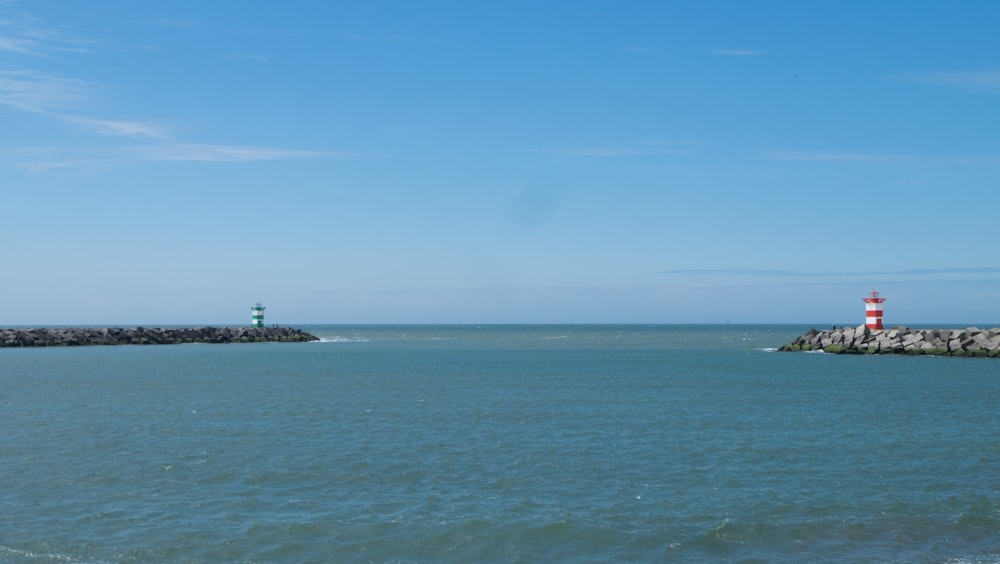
<box><xmin>2</xmin><ymin>325</ymin><xmax>999</xmax><ymax>562</ymax></box>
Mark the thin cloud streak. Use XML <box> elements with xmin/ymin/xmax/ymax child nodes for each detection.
<box><xmin>0</xmin><ymin>7</ymin><xmax>337</xmax><ymax>162</ymax></box>
<box><xmin>901</xmin><ymin>70</ymin><xmax>1000</xmax><ymax>91</ymax></box>
<box><xmin>0</xmin><ymin>49</ymin><xmax>169</xmax><ymax>139</ymax></box>
<box><xmin>58</xmin><ymin>114</ymin><xmax>168</xmax><ymax>139</ymax></box>
<box><xmin>0</xmin><ymin>69</ymin><xmax>88</xmax><ymax>111</ymax></box>
<box><xmin>0</xmin><ymin>33</ymin><xmax>38</xmax><ymax>55</ymax></box>
<box><xmin>767</xmin><ymin>150</ymin><xmax>913</xmax><ymax>162</ymax></box>
<box><xmin>0</xmin><ymin>3</ymin><xmax>90</xmax><ymax>56</ymax></box>
<box><xmin>658</xmin><ymin>266</ymin><xmax>1000</xmax><ymax>278</ymax></box>
<box><xmin>2</xmin><ymin>144</ymin><xmax>360</xmax><ymax>170</ymax></box>
<box><xmin>139</xmin><ymin>144</ymin><xmax>355</xmax><ymax>162</ymax></box>
<box><xmin>550</xmin><ymin>147</ymin><xmax>639</xmax><ymax>157</ymax></box>
<box><xmin>767</xmin><ymin>150</ymin><xmax>1000</xmax><ymax>166</ymax></box>
<box><xmin>0</xmin><ymin>5</ymin><xmax>177</xmax><ymax>142</ymax></box>
<box><xmin>0</xmin><ymin>71</ymin><xmax>169</xmax><ymax>139</ymax></box>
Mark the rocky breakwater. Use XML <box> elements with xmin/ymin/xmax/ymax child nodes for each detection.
<box><xmin>0</xmin><ymin>326</ymin><xmax>319</xmax><ymax>347</ymax></box>
<box><xmin>780</xmin><ymin>325</ymin><xmax>1000</xmax><ymax>357</ymax></box>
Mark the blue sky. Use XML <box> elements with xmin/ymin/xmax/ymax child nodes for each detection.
<box><xmin>3</xmin><ymin>1</ymin><xmax>999</xmax><ymax>325</ymax></box>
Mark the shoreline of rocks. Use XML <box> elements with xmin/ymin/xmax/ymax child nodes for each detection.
<box><xmin>0</xmin><ymin>326</ymin><xmax>319</xmax><ymax>347</ymax></box>
<box><xmin>780</xmin><ymin>325</ymin><xmax>1000</xmax><ymax>357</ymax></box>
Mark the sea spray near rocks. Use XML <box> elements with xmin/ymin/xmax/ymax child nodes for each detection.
<box><xmin>780</xmin><ymin>325</ymin><xmax>1000</xmax><ymax>357</ymax></box>
<box><xmin>0</xmin><ymin>326</ymin><xmax>318</xmax><ymax>347</ymax></box>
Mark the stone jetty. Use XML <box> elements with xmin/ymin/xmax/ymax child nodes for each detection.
<box><xmin>780</xmin><ymin>325</ymin><xmax>1000</xmax><ymax>357</ymax></box>
<box><xmin>0</xmin><ymin>326</ymin><xmax>319</xmax><ymax>347</ymax></box>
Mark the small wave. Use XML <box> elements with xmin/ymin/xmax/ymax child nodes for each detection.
<box><xmin>0</xmin><ymin>545</ymin><xmax>79</xmax><ymax>562</ymax></box>
<box><xmin>758</xmin><ymin>347</ymin><xmax>778</xmax><ymax>352</ymax></box>
<box><xmin>315</xmin><ymin>336</ymin><xmax>370</xmax><ymax>343</ymax></box>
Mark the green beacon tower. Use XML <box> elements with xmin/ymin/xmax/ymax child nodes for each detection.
<box><xmin>251</xmin><ymin>302</ymin><xmax>266</xmax><ymax>328</ymax></box>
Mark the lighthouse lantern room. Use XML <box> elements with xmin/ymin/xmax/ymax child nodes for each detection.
<box><xmin>862</xmin><ymin>291</ymin><xmax>886</xmax><ymax>330</ymax></box>
<box><xmin>251</xmin><ymin>302</ymin><xmax>266</xmax><ymax>328</ymax></box>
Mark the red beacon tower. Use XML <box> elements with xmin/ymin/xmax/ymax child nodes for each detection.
<box><xmin>862</xmin><ymin>290</ymin><xmax>886</xmax><ymax>329</ymax></box>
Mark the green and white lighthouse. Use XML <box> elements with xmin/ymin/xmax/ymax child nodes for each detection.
<box><xmin>251</xmin><ymin>302</ymin><xmax>266</xmax><ymax>327</ymax></box>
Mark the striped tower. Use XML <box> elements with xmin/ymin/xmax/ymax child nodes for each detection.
<box><xmin>862</xmin><ymin>290</ymin><xmax>886</xmax><ymax>329</ymax></box>
<box><xmin>251</xmin><ymin>302</ymin><xmax>266</xmax><ymax>328</ymax></box>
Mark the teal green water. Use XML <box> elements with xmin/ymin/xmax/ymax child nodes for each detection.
<box><xmin>2</xmin><ymin>325</ymin><xmax>999</xmax><ymax>562</ymax></box>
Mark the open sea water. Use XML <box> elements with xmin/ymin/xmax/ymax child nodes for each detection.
<box><xmin>2</xmin><ymin>324</ymin><xmax>999</xmax><ymax>563</ymax></box>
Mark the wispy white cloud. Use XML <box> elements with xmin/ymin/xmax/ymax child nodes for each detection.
<box><xmin>0</xmin><ymin>6</ymin><xmax>130</xmax><ymax>137</ymax></box>
<box><xmin>0</xmin><ymin>3</ymin><xmax>90</xmax><ymax>56</ymax></box>
<box><xmin>0</xmin><ymin>70</ymin><xmax>168</xmax><ymax>138</ymax></box>
<box><xmin>0</xmin><ymin>143</ymin><xmax>360</xmax><ymax>171</ymax></box>
<box><xmin>0</xmin><ymin>33</ymin><xmax>37</xmax><ymax>54</ymax></box>
<box><xmin>767</xmin><ymin>150</ymin><xmax>1000</xmax><ymax>166</ymax></box>
<box><xmin>766</xmin><ymin>150</ymin><xmax>913</xmax><ymax>162</ymax></box>
<box><xmin>711</xmin><ymin>49</ymin><xmax>766</xmax><ymax>57</ymax></box>
<box><xmin>59</xmin><ymin>114</ymin><xmax>168</xmax><ymax>139</ymax></box>
<box><xmin>549</xmin><ymin>147</ymin><xmax>640</xmax><ymax>158</ymax></box>
<box><xmin>138</xmin><ymin>143</ymin><xmax>354</xmax><ymax>162</ymax></box>
<box><xmin>0</xmin><ymin>69</ymin><xmax>87</xmax><ymax>111</ymax></box>
<box><xmin>900</xmin><ymin>70</ymin><xmax>1000</xmax><ymax>91</ymax></box>
<box><xmin>0</xmin><ymin>5</ymin><xmax>340</xmax><ymax>170</ymax></box>
<box><xmin>660</xmin><ymin>267</ymin><xmax>803</xmax><ymax>277</ymax></box>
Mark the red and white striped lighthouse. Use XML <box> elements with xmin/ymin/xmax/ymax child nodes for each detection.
<box><xmin>862</xmin><ymin>290</ymin><xmax>886</xmax><ymax>329</ymax></box>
